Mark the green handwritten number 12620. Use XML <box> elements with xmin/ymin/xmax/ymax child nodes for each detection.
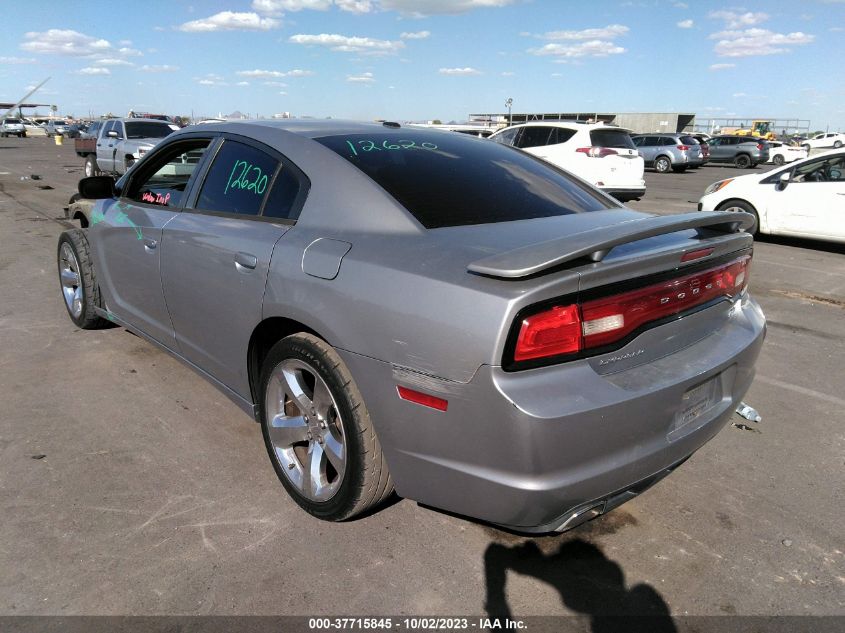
<box><xmin>225</xmin><ymin>160</ymin><xmax>269</xmax><ymax>195</ymax></box>
<box><xmin>346</xmin><ymin>139</ymin><xmax>438</xmax><ymax>157</ymax></box>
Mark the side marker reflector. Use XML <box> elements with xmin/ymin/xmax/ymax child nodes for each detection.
<box><xmin>397</xmin><ymin>386</ymin><xmax>448</xmax><ymax>412</ymax></box>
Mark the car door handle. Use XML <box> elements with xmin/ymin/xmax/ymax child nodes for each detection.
<box><xmin>234</xmin><ymin>252</ymin><xmax>258</xmax><ymax>271</ymax></box>
<box><xmin>143</xmin><ymin>238</ymin><xmax>157</xmax><ymax>251</ymax></box>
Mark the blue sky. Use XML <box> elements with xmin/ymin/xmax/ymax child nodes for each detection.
<box><xmin>2</xmin><ymin>0</ymin><xmax>843</xmax><ymax>130</ymax></box>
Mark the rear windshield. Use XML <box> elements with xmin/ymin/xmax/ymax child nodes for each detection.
<box><xmin>4</xmin><ymin>119</ymin><xmax>21</xmax><ymax>124</ymax></box>
<box><xmin>315</xmin><ymin>130</ymin><xmax>615</xmax><ymax>229</ymax></box>
<box><xmin>125</xmin><ymin>122</ymin><xmax>173</xmax><ymax>139</ymax></box>
<box><xmin>589</xmin><ymin>129</ymin><xmax>636</xmax><ymax>149</ymax></box>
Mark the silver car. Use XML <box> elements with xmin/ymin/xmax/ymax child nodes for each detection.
<box><xmin>57</xmin><ymin>121</ymin><xmax>765</xmax><ymax>533</ymax></box>
<box><xmin>632</xmin><ymin>133</ymin><xmax>704</xmax><ymax>173</ymax></box>
<box><xmin>706</xmin><ymin>135</ymin><xmax>770</xmax><ymax>168</ymax></box>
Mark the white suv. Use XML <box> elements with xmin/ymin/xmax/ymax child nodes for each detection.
<box><xmin>489</xmin><ymin>122</ymin><xmax>645</xmax><ymax>201</ymax></box>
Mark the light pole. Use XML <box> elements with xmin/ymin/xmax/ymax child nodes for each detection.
<box><xmin>505</xmin><ymin>98</ymin><xmax>513</xmax><ymax>126</ymax></box>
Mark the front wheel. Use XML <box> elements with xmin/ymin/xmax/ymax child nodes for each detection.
<box><xmin>834</xmin><ymin>140</ymin><xmax>843</xmax><ymax>149</ymax></box>
<box><xmin>57</xmin><ymin>230</ymin><xmax>108</xmax><ymax>329</ymax></box>
<box><xmin>259</xmin><ymin>333</ymin><xmax>393</xmax><ymax>521</ymax></box>
<box><xmin>654</xmin><ymin>156</ymin><xmax>671</xmax><ymax>173</ymax></box>
<box><xmin>717</xmin><ymin>200</ymin><xmax>759</xmax><ymax>236</ymax></box>
<box><xmin>773</xmin><ymin>154</ymin><xmax>785</xmax><ymax>166</ymax></box>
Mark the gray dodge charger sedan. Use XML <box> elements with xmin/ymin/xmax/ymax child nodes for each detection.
<box><xmin>57</xmin><ymin>120</ymin><xmax>765</xmax><ymax>533</ymax></box>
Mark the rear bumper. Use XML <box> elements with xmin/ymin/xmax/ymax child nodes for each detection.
<box><xmin>339</xmin><ymin>293</ymin><xmax>766</xmax><ymax>532</ymax></box>
<box><xmin>603</xmin><ymin>186</ymin><xmax>646</xmax><ymax>201</ymax></box>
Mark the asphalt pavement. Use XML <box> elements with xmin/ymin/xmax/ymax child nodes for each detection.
<box><xmin>0</xmin><ymin>137</ymin><xmax>842</xmax><ymax>620</ymax></box>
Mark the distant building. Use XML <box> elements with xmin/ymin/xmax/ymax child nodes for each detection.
<box><xmin>469</xmin><ymin>111</ymin><xmax>697</xmax><ymax>134</ymax></box>
<box><xmin>272</xmin><ymin>112</ymin><xmax>292</xmax><ymax>119</ymax></box>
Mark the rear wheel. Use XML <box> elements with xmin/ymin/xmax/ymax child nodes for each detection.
<box><xmin>84</xmin><ymin>155</ymin><xmax>99</xmax><ymax>178</ymax></box>
<box><xmin>259</xmin><ymin>333</ymin><xmax>393</xmax><ymax>521</ymax></box>
<box><xmin>57</xmin><ymin>230</ymin><xmax>108</xmax><ymax>329</ymax></box>
<box><xmin>773</xmin><ymin>154</ymin><xmax>785</xmax><ymax>166</ymax></box>
<box><xmin>717</xmin><ymin>200</ymin><xmax>759</xmax><ymax>236</ymax></box>
<box><xmin>834</xmin><ymin>140</ymin><xmax>843</xmax><ymax>149</ymax></box>
<box><xmin>734</xmin><ymin>154</ymin><xmax>752</xmax><ymax>169</ymax></box>
<box><xmin>654</xmin><ymin>156</ymin><xmax>671</xmax><ymax>173</ymax></box>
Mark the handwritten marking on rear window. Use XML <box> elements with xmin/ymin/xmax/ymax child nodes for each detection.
<box><xmin>225</xmin><ymin>160</ymin><xmax>269</xmax><ymax>195</ymax></box>
<box><xmin>345</xmin><ymin>139</ymin><xmax>438</xmax><ymax>157</ymax></box>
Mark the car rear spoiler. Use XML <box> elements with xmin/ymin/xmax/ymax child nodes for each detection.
<box><xmin>467</xmin><ymin>211</ymin><xmax>754</xmax><ymax>279</ymax></box>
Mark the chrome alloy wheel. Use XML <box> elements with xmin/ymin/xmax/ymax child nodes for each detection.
<box><xmin>59</xmin><ymin>242</ymin><xmax>83</xmax><ymax>318</ymax></box>
<box><xmin>265</xmin><ymin>359</ymin><xmax>347</xmax><ymax>502</ymax></box>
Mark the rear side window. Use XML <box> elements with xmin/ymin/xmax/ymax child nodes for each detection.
<box><xmin>196</xmin><ymin>140</ymin><xmax>279</xmax><ymax>216</ymax></box>
<box><xmin>680</xmin><ymin>136</ymin><xmax>698</xmax><ymax>145</ymax></box>
<box><xmin>516</xmin><ymin>126</ymin><xmax>553</xmax><ymax>148</ymax></box>
<box><xmin>262</xmin><ymin>166</ymin><xmax>305</xmax><ymax>221</ymax></box>
<box><xmin>315</xmin><ymin>130</ymin><xmax>615</xmax><ymax>229</ymax></box>
<box><xmin>549</xmin><ymin>128</ymin><xmax>576</xmax><ymax>145</ymax></box>
<box><xmin>659</xmin><ymin>137</ymin><xmax>675</xmax><ymax>146</ymax></box>
<box><xmin>590</xmin><ymin>129</ymin><xmax>635</xmax><ymax>149</ymax></box>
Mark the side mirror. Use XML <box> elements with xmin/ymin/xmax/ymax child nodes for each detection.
<box><xmin>106</xmin><ymin>130</ymin><xmax>119</xmax><ymax>138</ymax></box>
<box><xmin>776</xmin><ymin>171</ymin><xmax>790</xmax><ymax>191</ymax></box>
<box><xmin>78</xmin><ymin>175</ymin><xmax>116</xmax><ymax>200</ymax></box>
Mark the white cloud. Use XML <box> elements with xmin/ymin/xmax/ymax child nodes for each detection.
<box><xmin>0</xmin><ymin>56</ymin><xmax>36</xmax><ymax>64</ymax></box>
<box><xmin>252</xmin><ymin>0</ymin><xmax>332</xmax><ymax>14</ymax></box>
<box><xmin>236</xmin><ymin>81</ymin><xmax>251</xmax><ymax>86</ymax></box>
<box><xmin>530</xmin><ymin>40</ymin><xmax>626</xmax><ymax>58</ymax></box>
<box><xmin>400</xmin><ymin>30</ymin><xmax>430</xmax><ymax>39</ymax></box>
<box><xmin>118</xmin><ymin>39</ymin><xmax>133</xmax><ymax>46</ymax></box>
<box><xmin>335</xmin><ymin>0</ymin><xmax>373</xmax><ymax>11</ymax></box>
<box><xmin>289</xmin><ymin>33</ymin><xmax>404</xmax><ymax>54</ymax></box>
<box><xmin>347</xmin><ymin>71</ymin><xmax>375</xmax><ymax>82</ymax></box>
<box><xmin>673</xmin><ymin>2</ymin><xmax>688</xmax><ymax>8</ymax></box>
<box><xmin>21</xmin><ymin>29</ymin><xmax>113</xmax><ymax>56</ymax></box>
<box><xmin>153</xmin><ymin>26</ymin><xmax>166</xmax><ymax>32</ymax></box>
<box><xmin>76</xmin><ymin>67</ymin><xmax>111</xmax><ymax>75</ymax></box>
<box><xmin>709</xmin><ymin>62</ymin><xmax>735</xmax><ymax>70</ymax></box>
<box><xmin>379</xmin><ymin>0</ymin><xmax>515</xmax><ymax>16</ymax></box>
<box><xmin>732</xmin><ymin>92</ymin><xmax>748</xmax><ymax>97</ymax></box>
<box><xmin>534</xmin><ymin>24</ymin><xmax>629</xmax><ymax>41</ymax></box>
<box><xmin>140</xmin><ymin>64</ymin><xmax>179</xmax><ymax>72</ymax></box>
<box><xmin>830</xmin><ymin>27</ymin><xmax>844</xmax><ymax>32</ymax></box>
<box><xmin>237</xmin><ymin>68</ymin><xmax>314</xmax><ymax>77</ymax></box>
<box><xmin>709</xmin><ymin>10</ymin><xmax>769</xmax><ymax>29</ymax></box>
<box><xmin>438</xmin><ymin>67</ymin><xmax>481</xmax><ymax>75</ymax></box>
<box><xmin>95</xmin><ymin>58</ymin><xmax>135</xmax><ymax>66</ymax></box>
<box><xmin>677</xmin><ymin>19</ymin><xmax>694</xmax><ymax>29</ymax></box>
<box><xmin>262</xmin><ymin>81</ymin><xmax>289</xmax><ymax>86</ymax></box>
<box><xmin>710</xmin><ymin>28</ymin><xmax>814</xmax><ymax>57</ymax></box>
<box><xmin>179</xmin><ymin>11</ymin><xmax>281</xmax><ymax>32</ymax></box>
<box><xmin>118</xmin><ymin>46</ymin><xmax>143</xmax><ymax>57</ymax></box>
<box><xmin>501</xmin><ymin>71</ymin><xmax>515</xmax><ymax>76</ymax></box>
<box><xmin>195</xmin><ymin>73</ymin><xmax>227</xmax><ymax>86</ymax></box>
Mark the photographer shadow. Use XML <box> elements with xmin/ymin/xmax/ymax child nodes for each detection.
<box><xmin>484</xmin><ymin>538</ymin><xmax>677</xmax><ymax>633</ymax></box>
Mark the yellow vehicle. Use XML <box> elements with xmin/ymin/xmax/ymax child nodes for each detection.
<box><xmin>733</xmin><ymin>120</ymin><xmax>777</xmax><ymax>141</ymax></box>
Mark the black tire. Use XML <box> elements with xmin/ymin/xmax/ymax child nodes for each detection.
<box><xmin>654</xmin><ymin>156</ymin><xmax>671</xmax><ymax>173</ymax></box>
<box><xmin>21</xmin><ymin>132</ymin><xmax>26</xmax><ymax>138</ymax></box>
<box><xmin>259</xmin><ymin>333</ymin><xmax>393</xmax><ymax>521</ymax></box>
<box><xmin>717</xmin><ymin>200</ymin><xmax>759</xmax><ymax>236</ymax></box>
<box><xmin>57</xmin><ymin>230</ymin><xmax>108</xmax><ymax>329</ymax></box>
<box><xmin>834</xmin><ymin>140</ymin><xmax>843</xmax><ymax>149</ymax></box>
<box><xmin>773</xmin><ymin>154</ymin><xmax>785</xmax><ymax>166</ymax></box>
<box><xmin>124</xmin><ymin>156</ymin><xmax>135</xmax><ymax>172</ymax></box>
<box><xmin>84</xmin><ymin>155</ymin><xmax>99</xmax><ymax>178</ymax></box>
<box><xmin>734</xmin><ymin>154</ymin><xmax>752</xmax><ymax>169</ymax></box>
<box><xmin>801</xmin><ymin>143</ymin><xmax>810</xmax><ymax>151</ymax></box>
<box><xmin>0</xmin><ymin>132</ymin><xmax>5</xmax><ymax>138</ymax></box>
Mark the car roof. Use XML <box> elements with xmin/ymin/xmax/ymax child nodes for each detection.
<box><xmin>189</xmin><ymin>119</ymin><xmax>412</xmax><ymax>139</ymax></box>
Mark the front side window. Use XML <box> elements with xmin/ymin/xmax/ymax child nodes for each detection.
<box><xmin>491</xmin><ymin>127</ymin><xmax>520</xmax><ymax>146</ymax></box>
<box><xmin>793</xmin><ymin>156</ymin><xmax>845</xmax><ymax>183</ymax></box>
<box><xmin>125</xmin><ymin>139</ymin><xmax>211</xmax><ymax>208</ymax></box>
<box><xmin>315</xmin><ymin>130</ymin><xmax>615</xmax><ymax>229</ymax></box>
<box><xmin>125</xmin><ymin>122</ymin><xmax>172</xmax><ymax>139</ymax></box>
<box><xmin>196</xmin><ymin>140</ymin><xmax>279</xmax><ymax>216</ymax></box>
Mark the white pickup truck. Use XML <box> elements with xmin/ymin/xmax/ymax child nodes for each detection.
<box><xmin>82</xmin><ymin>118</ymin><xmax>176</xmax><ymax>177</ymax></box>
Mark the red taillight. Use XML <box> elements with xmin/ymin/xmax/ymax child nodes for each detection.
<box><xmin>676</xmin><ymin>144</ymin><xmax>690</xmax><ymax>151</ymax></box>
<box><xmin>511</xmin><ymin>256</ymin><xmax>751</xmax><ymax>365</ymax></box>
<box><xmin>576</xmin><ymin>146</ymin><xmax>619</xmax><ymax>158</ymax></box>
<box><xmin>757</xmin><ymin>143</ymin><xmax>764</xmax><ymax>150</ymax></box>
<box><xmin>397</xmin><ymin>386</ymin><xmax>448</xmax><ymax>412</ymax></box>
